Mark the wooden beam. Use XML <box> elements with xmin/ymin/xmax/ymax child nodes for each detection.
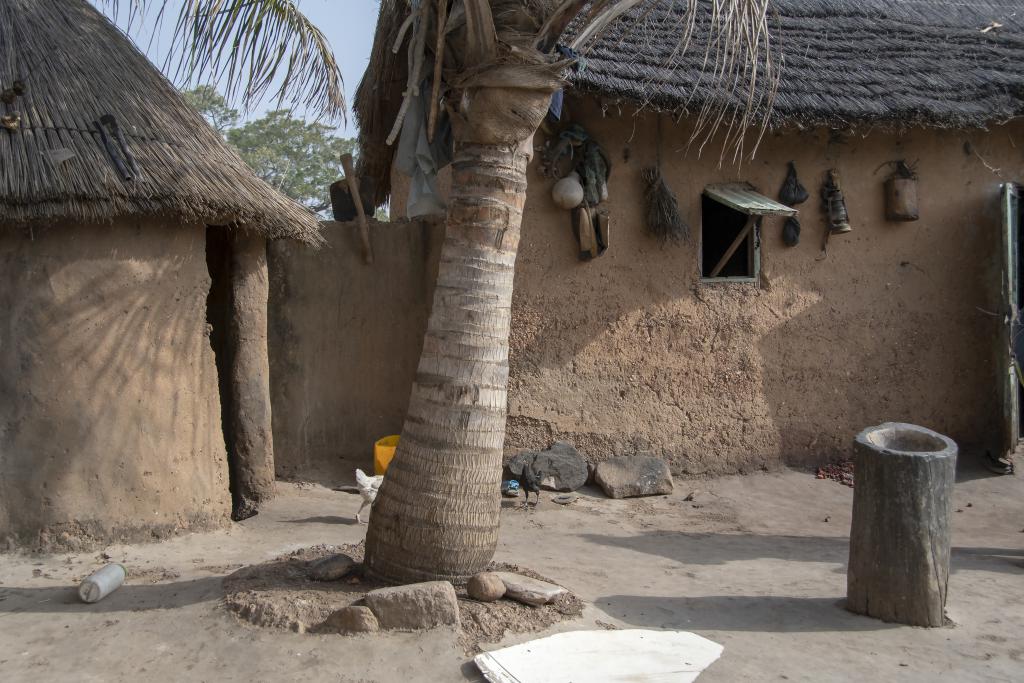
<box><xmin>426</xmin><ymin>0</ymin><xmax>448</xmax><ymax>143</ymax></box>
<box><xmin>340</xmin><ymin>154</ymin><xmax>374</xmax><ymax>265</ymax></box>
<box><xmin>708</xmin><ymin>215</ymin><xmax>755</xmax><ymax>278</ymax></box>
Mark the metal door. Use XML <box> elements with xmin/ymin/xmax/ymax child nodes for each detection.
<box><xmin>1000</xmin><ymin>183</ymin><xmax>1021</xmax><ymax>459</ymax></box>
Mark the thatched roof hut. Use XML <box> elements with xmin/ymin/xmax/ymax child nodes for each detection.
<box><xmin>0</xmin><ymin>0</ymin><xmax>321</xmax><ymax>244</ymax></box>
<box><xmin>0</xmin><ymin>0</ymin><xmax>313</xmax><ymax>549</ymax></box>
<box><xmin>355</xmin><ymin>0</ymin><xmax>1024</xmax><ymax>204</ymax></box>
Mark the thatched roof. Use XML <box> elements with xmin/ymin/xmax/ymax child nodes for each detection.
<box><xmin>0</xmin><ymin>0</ymin><xmax>322</xmax><ymax>244</ymax></box>
<box><xmin>578</xmin><ymin>0</ymin><xmax>1024</xmax><ymax>131</ymax></box>
<box><xmin>355</xmin><ymin>0</ymin><xmax>1024</xmax><ymax>205</ymax></box>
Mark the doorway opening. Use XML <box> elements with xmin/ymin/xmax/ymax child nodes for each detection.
<box><xmin>205</xmin><ymin>226</ymin><xmax>249</xmax><ymax>520</ymax></box>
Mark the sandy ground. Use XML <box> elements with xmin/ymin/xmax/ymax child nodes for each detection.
<box><xmin>1</xmin><ymin>465</ymin><xmax>1021</xmax><ymax>682</ymax></box>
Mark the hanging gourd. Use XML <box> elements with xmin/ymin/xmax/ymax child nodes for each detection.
<box><xmin>884</xmin><ymin>160</ymin><xmax>919</xmax><ymax>222</ymax></box>
<box><xmin>552</xmin><ymin>172</ymin><xmax>585</xmax><ymax>210</ymax></box>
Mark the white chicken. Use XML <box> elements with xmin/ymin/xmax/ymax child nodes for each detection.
<box><xmin>355</xmin><ymin>468</ymin><xmax>383</xmax><ymax>524</ymax></box>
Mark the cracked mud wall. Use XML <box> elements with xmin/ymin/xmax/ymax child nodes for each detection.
<box><xmin>0</xmin><ymin>220</ymin><xmax>231</xmax><ymax>550</ymax></box>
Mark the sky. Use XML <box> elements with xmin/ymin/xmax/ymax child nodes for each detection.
<box><xmin>97</xmin><ymin>0</ymin><xmax>382</xmax><ymax>137</ymax></box>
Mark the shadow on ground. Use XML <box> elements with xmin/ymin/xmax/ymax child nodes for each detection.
<box><xmin>580</xmin><ymin>531</ymin><xmax>1024</xmax><ymax>574</ymax></box>
<box><xmin>283</xmin><ymin>516</ymin><xmax>358</xmax><ymax>525</ymax></box>
<box><xmin>593</xmin><ymin>594</ymin><xmax>898</xmax><ymax>633</ymax></box>
<box><xmin>0</xmin><ymin>576</ymin><xmax>224</xmax><ymax>614</ymax></box>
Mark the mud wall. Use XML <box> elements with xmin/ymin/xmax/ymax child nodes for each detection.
<box><xmin>389</xmin><ymin>105</ymin><xmax>1021</xmax><ymax>475</ymax></box>
<box><xmin>0</xmin><ymin>220</ymin><xmax>231</xmax><ymax>549</ymax></box>
<box><xmin>268</xmin><ymin>219</ymin><xmax>443</xmax><ymax>482</ymax></box>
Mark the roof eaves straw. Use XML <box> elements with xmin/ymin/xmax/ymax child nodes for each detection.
<box><xmin>0</xmin><ymin>0</ymin><xmax>323</xmax><ymax>246</ymax></box>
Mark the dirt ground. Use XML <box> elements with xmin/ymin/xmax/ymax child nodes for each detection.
<box><xmin>0</xmin><ymin>465</ymin><xmax>1021</xmax><ymax>682</ymax></box>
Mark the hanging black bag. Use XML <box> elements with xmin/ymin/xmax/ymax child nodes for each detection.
<box><xmin>779</xmin><ymin>161</ymin><xmax>809</xmax><ymax>206</ymax></box>
<box><xmin>782</xmin><ymin>216</ymin><xmax>801</xmax><ymax>247</ymax></box>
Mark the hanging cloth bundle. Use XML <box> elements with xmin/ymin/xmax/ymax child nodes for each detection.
<box><xmin>778</xmin><ymin>161</ymin><xmax>808</xmax><ymax>247</ymax></box>
<box><xmin>542</xmin><ymin>123</ymin><xmax>589</xmax><ymax>178</ymax></box>
<box><xmin>578</xmin><ymin>138</ymin><xmax>610</xmax><ymax>206</ymax></box>
<box><xmin>572</xmin><ymin>136</ymin><xmax>611</xmax><ymax>261</ymax></box>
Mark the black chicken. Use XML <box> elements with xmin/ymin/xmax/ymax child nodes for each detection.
<box><xmin>519</xmin><ymin>462</ymin><xmax>542</xmax><ymax>509</ymax></box>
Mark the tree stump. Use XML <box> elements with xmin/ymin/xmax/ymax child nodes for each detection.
<box><xmin>846</xmin><ymin>422</ymin><xmax>957</xmax><ymax>627</ymax></box>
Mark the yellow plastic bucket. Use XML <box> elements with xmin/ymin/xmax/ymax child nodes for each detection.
<box><xmin>374</xmin><ymin>435</ymin><xmax>400</xmax><ymax>475</ymax></box>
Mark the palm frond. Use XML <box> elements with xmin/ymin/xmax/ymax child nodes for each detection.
<box><xmin>571</xmin><ymin>0</ymin><xmax>780</xmax><ymax>162</ymax></box>
<box><xmin>99</xmin><ymin>0</ymin><xmax>344</xmax><ymax>122</ymax></box>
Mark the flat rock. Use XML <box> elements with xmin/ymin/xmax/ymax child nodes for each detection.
<box><xmin>494</xmin><ymin>572</ymin><xmax>567</xmax><ymax>606</ymax></box>
<box><xmin>308</xmin><ymin>553</ymin><xmax>355</xmax><ymax>581</ymax></box>
<box><xmin>467</xmin><ymin>572</ymin><xmax>506</xmax><ymax>602</ymax></box>
<box><xmin>508</xmin><ymin>442</ymin><xmax>588</xmax><ymax>492</ymax></box>
<box><xmin>324</xmin><ymin>605</ymin><xmax>379</xmax><ymax>633</ymax></box>
<box><xmin>594</xmin><ymin>456</ymin><xmax>673</xmax><ymax>499</ymax></box>
<box><xmin>364</xmin><ymin>580</ymin><xmax>460</xmax><ymax>630</ymax></box>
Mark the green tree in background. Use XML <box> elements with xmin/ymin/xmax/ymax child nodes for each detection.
<box><xmin>183</xmin><ymin>86</ymin><xmax>353</xmax><ymax>213</ymax></box>
<box><xmin>182</xmin><ymin>85</ymin><xmax>239</xmax><ymax>134</ymax></box>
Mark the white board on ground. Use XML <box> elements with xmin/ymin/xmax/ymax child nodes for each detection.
<box><xmin>473</xmin><ymin>629</ymin><xmax>724</xmax><ymax>683</ymax></box>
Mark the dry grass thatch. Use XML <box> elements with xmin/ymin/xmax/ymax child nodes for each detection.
<box><xmin>577</xmin><ymin>0</ymin><xmax>1024</xmax><ymax>132</ymax></box>
<box><xmin>0</xmin><ymin>0</ymin><xmax>322</xmax><ymax>244</ymax></box>
<box><xmin>354</xmin><ymin>0</ymin><xmax>410</xmax><ymax>209</ymax></box>
<box><xmin>356</xmin><ymin>0</ymin><xmax>1024</xmax><ymax>204</ymax></box>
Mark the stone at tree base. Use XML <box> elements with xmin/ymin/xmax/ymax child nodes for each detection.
<box><xmin>494</xmin><ymin>572</ymin><xmax>567</xmax><ymax>606</ymax></box>
<box><xmin>363</xmin><ymin>581</ymin><xmax>460</xmax><ymax>630</ymax></box>
<box><xmin>508</xmin><ymin>442</ymin><xmax>588</xmax><ymax>492</ymax></box>
<box><xmin>468</xmin><ymin>572</ymin><xmax>506</xmax><ymax>602</ymax></box>
<box><xmin>846</xmin><ymin>422</ymin><xmax>957</xmax><ymax>627</ymax></box>
<box><xmin>324</xmin><ymin>605</ymin><xmax>379</xmax><ymax>633</ymax></box>
<box><xmin>594</xmin><ymin>456</ymin><xmax>673</xmax><ymax>498</ymax></box>
<box><xmin>308</xmin><ymin>553</ymin><xmax>355</xmax><ymax>581</ymax></box>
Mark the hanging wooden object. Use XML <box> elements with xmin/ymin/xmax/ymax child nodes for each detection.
<box><xmin>340</xmin><ymin>153</ymin><xmax>374</xmax><ymax>264</ymax></box>
<box><xmin>884</xmin><ymin>161</ymin><xmax>919</xmax><ymax>222</ymax></box>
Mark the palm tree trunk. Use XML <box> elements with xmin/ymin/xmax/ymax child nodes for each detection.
<box><xmin>364</xmin><ymin>140</ymin><xmax>528</xmax><ymax>584</ymax></box>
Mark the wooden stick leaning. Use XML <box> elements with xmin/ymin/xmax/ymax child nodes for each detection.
<box><xmin>427</xmin><ymin>0</ymin><xmax>448</xmax><ymax>143</ymax></box>
<box><xmin>340</xmin><ymin>153</ymin><xmax>374</xmax><ymax>265</ymax></box>
<box><xmin>709</xmin><ymin>214</ymin><xmax>755</xmax><ymax>278</ymax></box>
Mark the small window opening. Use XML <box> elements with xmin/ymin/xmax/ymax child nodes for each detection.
<box><xmin>701</xmin><ymin>194</ymin><xmax>759</xmax><ymax>280</ymax></box>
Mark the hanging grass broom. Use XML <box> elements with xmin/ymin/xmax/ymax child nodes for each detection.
<box><xmin>642</xmin><ymin>117</ymin><xmax>688</xmax><ymax>243</ymax></box>
<box><xmin>642</xmin><ymin>166</ymin><xmax>688</xmax><ymax>243</ymax></box>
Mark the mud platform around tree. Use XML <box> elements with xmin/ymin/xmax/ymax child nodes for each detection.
<box><xmin>222</xmin><ymin>543</ymin><xmax>583</xmax><ymax>652</ymax></box>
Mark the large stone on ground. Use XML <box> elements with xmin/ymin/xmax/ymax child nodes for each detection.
<box><xmin>308</xmin><ymin>553</ymin><xmax>355</xmax><ymax>581</ymax></box>
<box><xmin>468</xmin><ymin>572</ymin><xmax>506</xmax><ymax>602</ymax></box>
<box><xmin>508</xmin><ymin>442</ymin><xmax>588</xmax><ymax>492</ymax></box>
<box><xmin>324</xmin><ymin>605</ymin><xmax>379</xmax><ymax>633</ymax></box>
<box><xmin>363</xmin><ymin>581</ymin><xmax>460</xmax><ymax>630</ymax></box>
<box><xmin>494</xmin><ymin>572</ymin><xmax>567</xmax><ymax>606</ymax></box>
<box><xmin>594</xmin><ymin>456</ymin><xmax>673</xmax><ymax>498</ymax></box>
